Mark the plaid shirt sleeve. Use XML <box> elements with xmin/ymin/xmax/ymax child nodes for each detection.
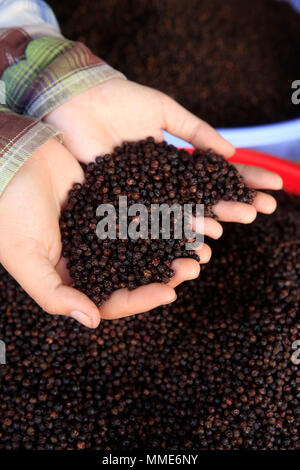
<box><xmin>0</xmin><ymin>105</ymin><xmax>60</xmax><ymax>194</ymax></box>
<box><xmin>0</xmin><ymin>0</ymin><xmax>125</xmax><ymax>195</ymax></box>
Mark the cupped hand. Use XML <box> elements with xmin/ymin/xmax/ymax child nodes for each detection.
<box><xmin>0</xmin><ymin>138</ymin><xmax>212</xmax><ymax>326</ymax></box>
<box><xmin>44</xmin><ymin>78</ymin><xmax>283</xmax><ymax>236</ymax></box>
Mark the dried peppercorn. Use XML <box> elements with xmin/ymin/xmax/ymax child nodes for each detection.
<box><xmin>60</xmin><ymin>138</ymin><xmax>255</xmax><ymax>306</ymax></box>
<box><xmin>55</xmin><ymin>0</ymin><xmax>300</xmax><ymax>127</ymax></box>
<box><xmin>0</xmin><ymin>191</ymin><xmax>299</xmax><ymax>450</ymax></box>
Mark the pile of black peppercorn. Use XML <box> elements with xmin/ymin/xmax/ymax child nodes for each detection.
<box><xmin>0</xmin><ymin>191</ymin><xmax>299</xmax><ymax>450</ymax></box>
<box><xmin>60</xmin><ymin>138</ymin><xmax>255</xmax><ymax>306</ymax></box>
<box><xmin>52</xmin><ymin>0</ymin><xmax>300</xmax><ymax>127</ymax></box>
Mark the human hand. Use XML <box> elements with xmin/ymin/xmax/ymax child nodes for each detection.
<box><xmin>45</xmin><ymin>78</ymin><xmax>283</xmax><ymax>232</ymax></box>
<box><xmin>0</xmin><ymin>138</ymin><xmax>212</xmax><ymax>327</ymax></box>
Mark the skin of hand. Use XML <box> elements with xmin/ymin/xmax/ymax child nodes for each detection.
<box><xmin>44</xmin><ymin>77</ymin><xmax>283</xmax><ymax>271</ymax></box>
<box><xmin>44</xmin><ymin>77</ymin><xmax>283</xmax><ymax>221</ymax></box>
<box><xmin>0</xmin><ymin>138</ymin><xmax>214</xmax><ymax>328</ymax></box>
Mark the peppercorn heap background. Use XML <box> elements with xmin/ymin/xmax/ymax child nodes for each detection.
<box><xmin>50</xmin><ymin>0</ymin><xmax>300</xmax><ymax>127</ymax></box>
<box><xmin>0</xmin><ymin>0</ymin><xmax>299</xmax><ymax>451</ymax></box>
<box><xmin>0</xmin><ymin>190</ymin><xmax>299</xmax><ymax>449</ymax></box>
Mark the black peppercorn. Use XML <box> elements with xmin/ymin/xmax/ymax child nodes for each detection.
<box><xmin>54</xmin><ymin>0</ymin><xmax>300</xmax><ymax>127</ymax></box>
<box><xmin>60</xmin><ymin>138</ymin><xmax>255</xmax><ymax>306</ymax></box>
<box><xmin>0</xmin><ymin>187</ymin><xmax>298</xmax><ymax>450</ymax></box>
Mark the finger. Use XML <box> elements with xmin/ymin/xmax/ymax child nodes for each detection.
<box><xmin>99</xmin><ymin>283</ymin><xmax>176</xmax><ymax>319</ymax></box>
<box><xmin>213</xmin><ymin>200</ymin><xmax>257</xmax><ymax>224</ymax></box>
<box><xmin>252</xmin><ymin>191</ymin><xmax>277</xmax><ymax>214</ymax></box>
<box><xmin>160</xmin><ymin>92</ymin><xmax>235</xmax><ymax>157</ymax></box>
<box><xmin>168</xmin><ymin>258</ymin><xmax>200</xmax><ymax>288</ymax></box>
<box><xmin>193</xmin><ymin>216</ymin><xmax>223</xmax><ymax>239</ymax></box>
<box><xmin>2</xmin><ymin>248</ymin><xmax>100</xmax><ymax>329</ymax></box>
<box><xmin>233</xmin><ymin>164</ymin><xmax>283</xmax><ymax>190</ymax></box>
<box><xmin>195</xmin><ymin>243</ymin><xmax>212</xmax><ymax>264</ymax></box>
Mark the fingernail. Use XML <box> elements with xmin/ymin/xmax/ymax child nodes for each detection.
<box><xmin>70</xmin><ymin>310</ymin><xmax>93</xmax><ymax>328</ymax></box>
<box><xmin>164</xmin><ymin>293</ymin><xmax>177</xmax><ymax>305</ymax></box>
<box><xmin>191</xmin><ymin>272</ymin><xmax>200</xmax><ymax>280</ymax></box>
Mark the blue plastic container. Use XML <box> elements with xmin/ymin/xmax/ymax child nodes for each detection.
<box><xmin>164</xmin><ymin>119</ymin><xmax>300</xmax><ymax>161</ymax></box>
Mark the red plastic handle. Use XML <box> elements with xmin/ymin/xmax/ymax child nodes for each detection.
<box><xmin>185</xmin><ymin>147</ymin><xmax>300</xmax><ymax>195</ymax></box>
<box><xmin>231</xmin><ymin>149</ymin><xmax>300</xmax><ymax>195</ymax></box>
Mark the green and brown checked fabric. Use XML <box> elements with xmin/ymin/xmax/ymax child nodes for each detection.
<box><xmin>0</xmin><ymin>26</ymin><xmax>125</xmax><ymax>195</ymax></box>
<box><xmin>1</xmin><ymin>30</ymin><xmax>125</xmax><ymax>119</ymax></box>
<box><xmin>0</xmin><ymin>105</ymin><xmax>60</xmax><ymax>194</ymax></box>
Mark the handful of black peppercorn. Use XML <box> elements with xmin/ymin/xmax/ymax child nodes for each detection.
<box><xmin>60</xmin><ymin>138</ymin><xmax>255</xmax><ymax>306</ymax></box>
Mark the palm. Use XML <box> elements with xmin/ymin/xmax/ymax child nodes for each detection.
<box><xmin>45</xmin><ymin>78</ymin><xmax>233</xmax><ymax>161</ymax></box>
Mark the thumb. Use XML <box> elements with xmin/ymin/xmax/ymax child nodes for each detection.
<box><xmin>159</xmin><ymin>92</ymin><xmax>235</xmax><ymax>158</ymax></box>
<box><xmin>2</xmin><ymin>247</ymin><xmax>100</xmax><ymax>329</ymax></box>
